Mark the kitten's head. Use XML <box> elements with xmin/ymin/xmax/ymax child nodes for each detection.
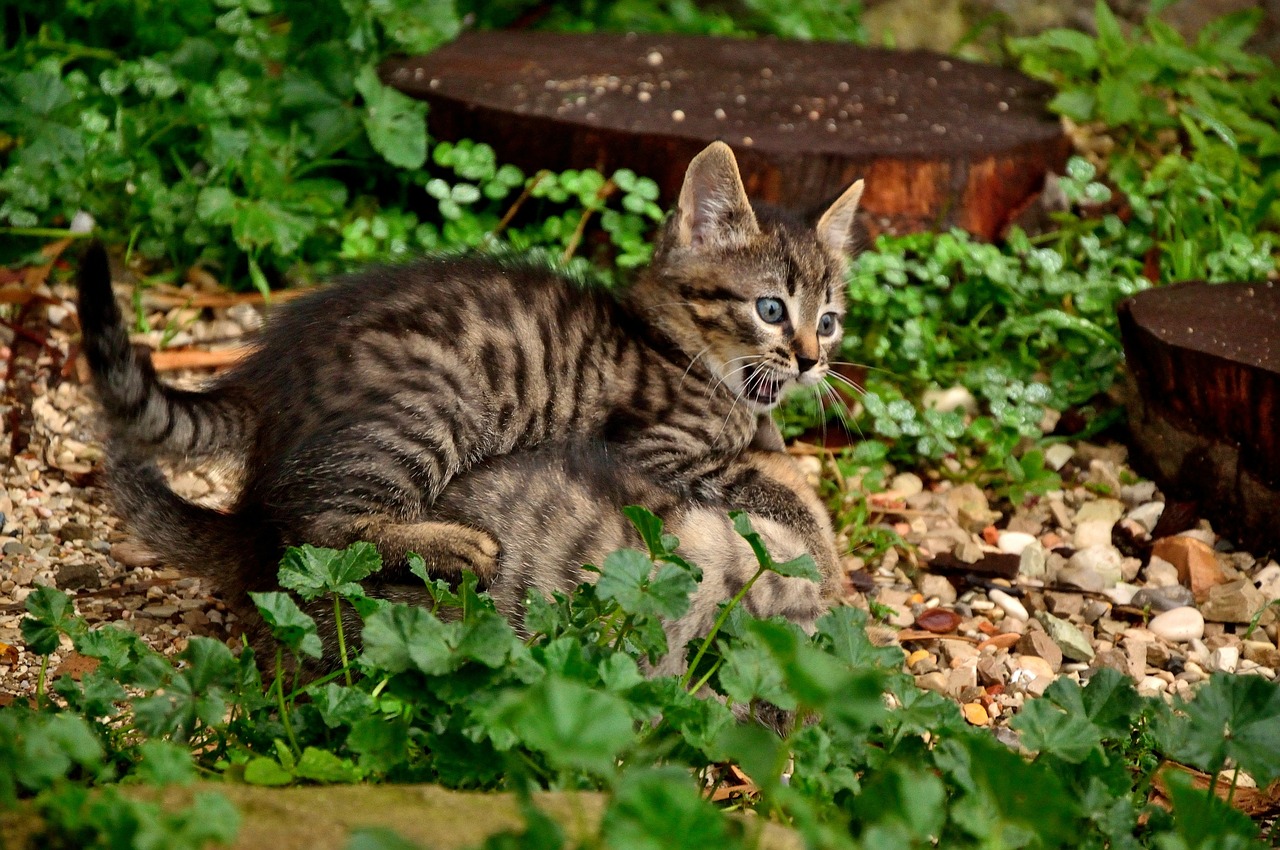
<box><xmin>636</xmin><ymin>142</ymin><xmax>864</xmax><ymax>412</ymax></box>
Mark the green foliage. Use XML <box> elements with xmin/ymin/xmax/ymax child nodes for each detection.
<box><xmin>9</xmin><ymin>513</ymin><xmax>1278</xmax><ymax>848</ymax></box>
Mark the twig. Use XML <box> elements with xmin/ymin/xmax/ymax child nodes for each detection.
<box><xmin>561</xmin><ymin>179</ymin><xmax>617</xmax><ymax>264</ymax></box>
<box><xmin>150</xmin><ymin>347</ymin><xmax>249</xmax><ymax>372</ymax></box>
<box><xmin>487</xmin><ymin>171</ymin><xmax>549</xmax><ymax>244</ymax></box>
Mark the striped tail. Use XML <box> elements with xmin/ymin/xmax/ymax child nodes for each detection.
<box><xmin>77</xmin><ymin>242</ymin><xmax>252</xmax><ymax>460</ymax></box>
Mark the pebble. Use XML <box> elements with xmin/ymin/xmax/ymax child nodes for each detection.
<box><xmin>1130</xmin><ymin>585</ymin><xmax>1195</xmax><ymax>612</ymax></box>
<box><xmin>989</xmin><ymin>588</ymin><xmax>1028</xmax><ymax>621</ymax></box>
<box><xmin>1125</xmin><ymin>502</ymin><xmax>1164</xmax><ymax>533</ymax></box>
<box><xmin>1147</xmin><ymin>607</ymin><xmax>1205</xmax><ymax>642</ymax></box>
<box><xmin>1144</xmin><ymin>556</ymin><xmax>1180</xmax><ymax>588</ymax></box>
<box><xmin>962</xmin><ymin>703</ymin><xmax>990</xmax><ymax>726</ymax></box>
<box><xmin>1043</xmin><ymin>443</ymin><xmax>1074</xmax><ymax>471</ymax></box>
<box><xmin>1200</xmin><ymin>580</ymin><xmax>1268</xmax><ymax>624</ymax></box>
<box><xmin>1036</xmin><ymin>612</ymin><xmax>1095</xmax><ymax>662</ymax></box>
<box><xmin>996</xmin><ymin>531</ymin><xmax>1036</xmax><ymax>555</ymax></box>
<box><xmin>1209</xmin><ymin>646</ymin><xmax>1240</xmax><ymax>674</ymax></box>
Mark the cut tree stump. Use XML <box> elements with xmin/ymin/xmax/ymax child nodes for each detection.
<box><xmin>1118</xmin><ymin>280</ymin><xmax>1280</xmax><ymax>555</ymax></box>
<box><xmin>384</xmin><ymin>32</ymin><xmax>1070</xmax><ymax>239</ymax></box>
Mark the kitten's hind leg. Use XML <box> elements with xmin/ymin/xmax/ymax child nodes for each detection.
<box><xmin>313</xmin><ymin>513</ymin><xmax>502</xmax><ymax>584</ymax></box>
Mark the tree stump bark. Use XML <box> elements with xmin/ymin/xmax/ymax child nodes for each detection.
<box><xmin>383</xmin><ymin>32</ymin><xmax>1070</xmax><ymax>239</ymax></box>
<box><xmin>1118</xmin><ymin>280</ymin><xmax>1280</xmax><ymax>555</ymax></box>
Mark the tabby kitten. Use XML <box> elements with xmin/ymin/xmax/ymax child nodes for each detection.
<box><xmin>80</xmin><ymin>141</ymin><xmax>862</xmax><ymax>591</ymax></box>
<box><xmin>112</xmin><ymin>439</ymin><xmax>838</xmax><ymax>677</ymax></box>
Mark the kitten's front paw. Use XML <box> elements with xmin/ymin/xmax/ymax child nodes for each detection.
<box><xmin>443</xmin><ymin>525</ymin><xmax>501</xmax><ymax>585</ymax></box>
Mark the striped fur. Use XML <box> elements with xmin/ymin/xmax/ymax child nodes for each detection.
<box><xmin>80</xmin><ymin>142</ymin><xmax>863</xmax><ymax>597</ymax></box>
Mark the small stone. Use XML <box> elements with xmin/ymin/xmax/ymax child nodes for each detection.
<box><xmin>1081</xmin><ymin>599</ymin><xmax>1111</xmax><ymax>625</ymax></box>
<box><xmin>922</xmin><ymin>386</ymin><xmax>977</xmax><ymax>414</ymax></box>
<box><xmin>1105</xmin><ymin>582</ymin><xmax>1141</xmax><ymax>606</ymax></box>
<box><xmin>141</xmin><ymin>604</ymin><xmax>180</xmax><ymax>619</ymax></box>
<box><xmin>1137</xmin><ymin>675</ymin><xmax>1167</xmax><ymax>698</ymax></box>
<box><xmin>906</xmin><ymin>649</ymin><xmax>933</xmax><ymax>669</ymax></box>
<box><xmin>1077</xmin><ymin>498</ymin><xmax>1125</xmax><ymax>525</ymax></box>
<box><xmin>888</xmin><ymin>472</ymin><xmax>923</xmax><ymax>500</ymax></box>
<box><xmin>1125</xmin><ymin>502</ymin><xmax>1165</xmax><ymax>533</ymax></box>
<box><xmin>1200</xmin><ymin>579</ymin><xmax>1269</xmax><ymax>624</ymax></box>
<box><xmin>1151</xmin><ymin>536</ymin><xmax>1226</xmax><ymax>602</ymax></box>
<box><xmin>1044</xmin><ymin>591</ymin><xmax>1084</xmax><ymax>619</ymax></box>
<box><xmin>3</xmin><ymin>540</ymin><xmax>28</xmax><ymax>556</ymax></box>
<box><xmin>996</xmin><ymin>531</ymin><xmax>1036</xmax><ymax>555</ymax></box>
<box><xmin>1242</xmin><ymin>640</ymin><xmax>1280</xmax><ymax>668</ymax></box>
<box><xmin>1130</xmin><ymin>585</ymin><xmax>1196</xmax><ymax>612</ymax></box>
<box><xmin>989</xmin><ymin>588</ymin><xmax>1028</xmax><ymax>621</ymax></box>
<box><xmin>1066</xmin><ymin>545</ymin><xmax>1123</xmax><ymax>587</ymax></box>
<box><xmin>1144</xmin><ymin>555</ymin><xmax>1180</xmax><ymax>588</ymax></box>
<box><xmin>945</xmin><ymin>484</ymin><xmax>1000</xmax><ymax>532</ymax></box>
<box><xmin>1036</xmin><ymin>612</ymin><xmax>1095</xmax><ymax>662</ymax></box>
<box><xmin>1019</xmin><ymin>542</ymin><xmax>1048</xmax><ymax>579</ymax></box>
<box><xmin>58</xmin><ymin>522</ymin><xmax>93</xmax><ymax>542</ymax></box>
<box><xmin>1208</xmin><ymin>646</ymin><xmax>1240</xmax><ymax>674</ymax></box>
<box><xmin>1043</xmin><ymin>443</ymin><xmax>1074</xmax><ymax>471</ymax></box>
<box><xmin>1121</xmin><ymin>480</ymin><xmax>1158</xmax><ymax>506</ymax></box>
<box><xmin>915</xmin><ymin>671</ymin><xmax>948</xmax><ymax>695</ymax></box>
<box><xmin>1017</xmin><ymin>630</ymin><xmax>1063</xmax><ymax>671</ymax></box>
<box><xmin>1147</xmin><ymin>607</ymin><xmax>1205</xmax><ymax>642</ymax></box>
<box><xmin>1058</xmin><ymin>565</ymin><xmax>1107</xmax><ymax>594</ymax></box>
<box><xmin>962</xmin><ymin>702</ymin><xmax>990</xmax><ymax>726</ymax></box>
<box><xmin>1011</xmin><ymin>656</ymin><xmax>1056</xmax><ymax>695</ymax></box>
<box><xmin>1253</xmin><ymin>561</ymin><xmax>1280</xmax><ymax>599</ymax></box>
<box><xmin>915</xmin><ymin>607</ymin><xmax>961</xmax><ymax>634</ymax></box>
<box><xmin>1072</xmin><ymin>520</ymin><xmax>1115</xmax><ymax>550</ymax></box>
<box><xmin>55</xmin><ymin>562</ymin><xmax>100</xmax><ymax>592</ymax></box>
<box><xmin>919</xmin><ymin>574</ymin><xmax>957</xmax><ymax>605</ymax></box>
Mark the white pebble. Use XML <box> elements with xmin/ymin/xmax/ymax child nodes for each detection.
<box><xmin>1125</xmin><ymin>502</ymin><xmax>1165</xmax><ymax>533</ymax></box>
<box><xmin>646</xmin><ymin>50</ymin><xmax>663</xmax><ymax>66</ymax></box>
<box><xmin>989</xmin><ymin>588</ymin><xmax>1028</xmax><ymax>621</ymax></box>
<box><xmin>671</xmin><ymin>109</ymin><xmax>685</xmax><ymax>122</ymax></box>
<box><xmin>1209</xmin><ymin>646</ymin><xmax>1240</xmax><ymax>674</ymax></box>
<box><xmin>1148</xmin><ymin>607</ymin><xmax>1205</xmax><ymax>643</ymax></box>
<box><xmin>996</xmin><ymin>531</ymin><xmax>1036</xmax><ymax>555</ymax></box>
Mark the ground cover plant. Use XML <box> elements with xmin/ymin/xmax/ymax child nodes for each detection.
<box><xmin>6</xmin><ymin>512</ymin><xmax>1280</xmax><ymax>849</ymax></box>
<box><xmin>5</xmin><ymin>1</ymin><xmax>1280</xmax><ymax>847</ymax></box>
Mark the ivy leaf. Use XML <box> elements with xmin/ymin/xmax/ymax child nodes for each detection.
<box><xmin>354</xmin><ymin>65</ymin><xmax>428</xmax><ymax>170</ymax></box>
<box><xmin>250</xmin><ymin>591</ymin><xmax>323</xmax><ymax>659</ymax></box>
<box><xmin>279</xmin><ymin>543</ymin><xmax>382</xmax><ymax>602</ymax></box>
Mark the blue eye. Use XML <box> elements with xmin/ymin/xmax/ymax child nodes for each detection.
<box><xmin>818</xmin><ymin>312</ymin><xmax>839</xmax><ymax>336</ymax></box>
<box><xmin>756</xmin><ymin>298</ymin><xmax>785</xmax><ymax>324</ymax></box>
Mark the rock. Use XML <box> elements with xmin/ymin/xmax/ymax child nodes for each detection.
<box><xmin>961</xmin><ymin>702</ymin><xmax>990</xmax><ymax>726</ymax></box>
<box><xmin>1200</xmin><ymin>579</ymin><xmax>1270</xmax><ymax>625</ymax></box>
<box><xmin>947</xmin><ymin>663</ymin><xmax>978</xmax><ymax>698</ymax></box>
<box><xmin>57</xmin><ymin>522</ymin><xmax>93</xmax><ymax>542</ymax></box>
<box><xmin>888</xmin><ymin>472</ymin><xmax>924</xmax><ymax>500</ymax></box>
<box><xmin>922</xmin><ymin>385</ymin><xmax>977</xmax><ymax>414</ymax></box>
<box><xmin>945</xmin><ymin>484</ymin><xmax>1000</xmax><ymax>532</ymax></box>
<box><xmin>1066</xmin><ymin>545</ymin><xmax>1123</xmax><ymax>587</ymax></box>
<box><xmin>1137</xmin><ymin>675</ymin><xmax>1167</xmax><ymax>698</ymax></box>
<box><xmin>1058</xmin><ymin>565</ymin><xmax>1107</xmax><ymax>594</ymax></box>
<box><xmin>989</xmin><ymin>588</ymin><xmax>1028</xmax><ymax>621</ymax></box>
<box><xmin>1017</xmin><ymin>630</ymin><xmax>1063</xmax><ymax>671</ymax></box>
<box><xmin>3</xmin><ymin>540</ymin><xmax>28</xmax><ymax>556</ymax></box>
<box><xmin>1144</xmin><ymin>555</ymin><xmax>1180</xmax><ymax>588</ymax></box>
<box><xmin>996</xmin><ymin>531</ymin><xmax>1037</xmax><ymax>555</ymax></box>
<box><xmin>1254</xmin><ymin>561</ymin><xmax>1280</xmax><ymax>600</ymax></box>
<box><xmin>54</xmin><ymin>561</ymin><xmax>100</xmax><ymax>592</ymax></box>
<box><xmin>937</xmin><ymin>639</ymin><xmax>979</xmax><ymax>666</ymax></box>
<box><xmin>916</xmin><ymin>671</ymin><xmax>949</xmax><ymax>695</ymax></box>
<box><xmin>1043</xmin><ymin>443</ymin><xmax>1074</xmax><ymax>471</ymax></box>
<box><xmin>1121</xmin><ymin>481</ymin><xmax>1159</xmax><ymax>506</ymax></box>
<box><xmin>1073</xmin><ymin>520</ymin><xmax>1115</xmax><ymax>550</ymax></box>
<box><xmin>1044</xmin><ymin>591</ymin><xmax>1084</xmax><ymax>619</ymax></box>
<box><xmin>1077</xmin><ymin>498</ymin><xmax>1125</xmax><ymax>525</ymax></box>
<box><xmin>1147</xmin><ymin>607</ymin><xmax>1205</xmax><ymax>642</ymax></box>
<box><xmin>1019</xmin><ymin>542</ymin><xmax>1048</xmax><ymax>579</ymax></box>
<box><xmin>1208</xmin><ymin>646</ymin><xmax>1240</xmax><ymax>674</ymax></box>
<box><xmin>1242</xmin><ymin>640</ymin><xmax>1280</xmax><ymax>668</ymax></box>
<box><xmin>1151</xmin><ymin>536</ymin><xmax>1226</xmax><ymax>602</ymax></box>
<box><xmin>1125</xmin><ymin>502</ymin><xmax>1165</xmax><ymax>533</ymax></box>
<box><xmin>141</xmin><ymin>604</ymin><xmax>180</xmax><ymax>619</ymax></box>
<box><xmin>1011</xmin><ymin>656</ymin><xmax>1056</xmax><ymax>695</ymax></box>
<box><xmin>1091</xmin><ymin>648</ymin><xmax>1135</xmax><ymax>678</ymax></box>
<box><xmin>1080</xmin><ymin>599</ymin><xmax>1111</xmax><ymax>625</ymax></box>
<box><xmin>1104</xmin><ymin>583</ymin><xmax>1140</xmax><ymax>606</ymax></box>
<box><xmin>1130</xmin><ymin>585</ymin><xmax>1196</xmax><ymax>612</ymax></box>
<box><xmin>1035</xmin><ymin>612</ymin><xmax>1095</xmax><ymax>662</ymax></box>
<box><xmin>919</xmin><ymin>574</ymin><xmax>957</xmax><ymax>605</ymax></box>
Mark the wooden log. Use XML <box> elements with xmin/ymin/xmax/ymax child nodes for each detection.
<box><xmin>384</xmin><ymin>32</ymin><xmax>1070</xmax><ymax>239</ymax></box>
<box><xmin>1118</xmin><ymin>280</ymin><xmax>1280</xmax><ymax>554</ymax></box>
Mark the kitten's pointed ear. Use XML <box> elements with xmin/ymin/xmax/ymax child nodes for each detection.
<box><xmin>815</xmin><ymin>179</ymin><xmax>865</xmax><ymax>257</ymax></box>
<box><xmin>675</xmin><ymin>141</ymin><xmax>760</xmax><ymax>251</ymax></box>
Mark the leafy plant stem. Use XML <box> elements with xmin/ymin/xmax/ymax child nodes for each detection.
<box><xmin>333</xmin><ymin>593</ymin><xmax>352</xmax><ymax>686</ymax></box>
<box><xmin>34</xmin><ymin>653</ymin><xmax>49</xmax><ymax>707</ymax></box>
<box><xmin>274</xmin><ymin>646</ymin><xmax>301</xmax><ymax>756</ymax></box>
<box><xmin>680</xmin><ymin>565</ymin><xmax>767</xmax><ymax>691</ymax></box>
<box><xmin>611</xmin><ymin>614</ymin><xmax>634</xmax><ymax>651</ymax></box>
<box><xmin>488</xmin><ymin>171</ymin><xmax>548</xmax><ymax>243</ymax></box>
<box><xmin>561</xmin><ymin>179</ymin><xmax>616</xmax><ymax>262</ymax></box>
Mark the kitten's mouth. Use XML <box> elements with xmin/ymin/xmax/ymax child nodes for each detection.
<box><xmin>741</xmin><ymin>366</ymin><xmax>787</xmax><ymax>408</ymax></box>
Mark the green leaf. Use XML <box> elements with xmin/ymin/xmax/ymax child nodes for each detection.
<box><xmin>295</xmin><ymin>747</ymin><xmax>361</xmax><ymax>783</ymax></box>
<box><xmin>279</xmin><ymin>543</ymin><xmax>382</xmax><ymax>601</ymax></box>
<box><xmin>243</xmin><ymin>756</ymin><xmax>295</xmax><ymax>786</ymax></box>
<box><xmin>1093</xmin><ymin>0</ymin><xmax>1126</xmax><ymax>57</ymax></box>
<box><xmin>1096</xmin><ymin>76</ymin><xmax>1140</xmax><ymax>125</ymax></box>
<box><xmin>596</xmin><ymin>549</ymin><xmax>695</xmax><ymax>620</ymax></box>
<box><xmin>354</xmin><ymin>65</ymin><xmax>428</xmax><ymax>170</ymax></box>
<box><xmin>1012</xmin><ymin>696</ymin><xmax>1102</xmax><ymax>763</ymax></box>
<box><xmin>1161</xmin><ymin>767</ymin><xmax>1260</xmax><ymax>849</ymax></box>
<box><xmin>135</xmin><ymin>740</ymin><xmax>198</xmax><ymax>786</ymax></box>
<box><xmin>360</xmin><ymin>603</ymin><xmax>451</xmax><ymax>675</ymax></box>
<box><xmin>1157</xmin><ymin>673</ymin><xmax>1280</xmax><ymax>785</ymax></box>
<box><xmin>311</xmin><ymin>683</ymin><xmax>375</xmax><ymax>728</ymax></box>
<box><xmin>498</xmin><ymin>675</ymin><xmax>635</xmax><ymax>774</ymax></box>
<box><xmin>602</xmin><ymin>767</ymin><xmax>729</xmax><ymax>850</ymax></box>
<box><xmin>250</xmin><ymin>591</ymin><xmax>323</xmax><ymax>659</ymax></box>
<box><xmin>21</xmin><ymin>585</ymin><xmax>78</xmax><ymax>655</ymax></box>
<box><xmin>348</xmin><ymin>717</ymin><xmax>410</xmax><ymax>774</ymax></box>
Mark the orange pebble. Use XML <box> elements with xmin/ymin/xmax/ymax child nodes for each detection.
<box><xmin>978</xmin><ymin>633</ymin><xmax>1020</xmax><ymax>651</ymax></box>
<box><xmin>982</xmin><ymin>526</ymin><xmax>1000</xmax><ymax>545</ymax></box>
<box><xmin>962</xmin><ymin>703</ymin><xmax>990</xmax><ymax>726</ymax></box>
